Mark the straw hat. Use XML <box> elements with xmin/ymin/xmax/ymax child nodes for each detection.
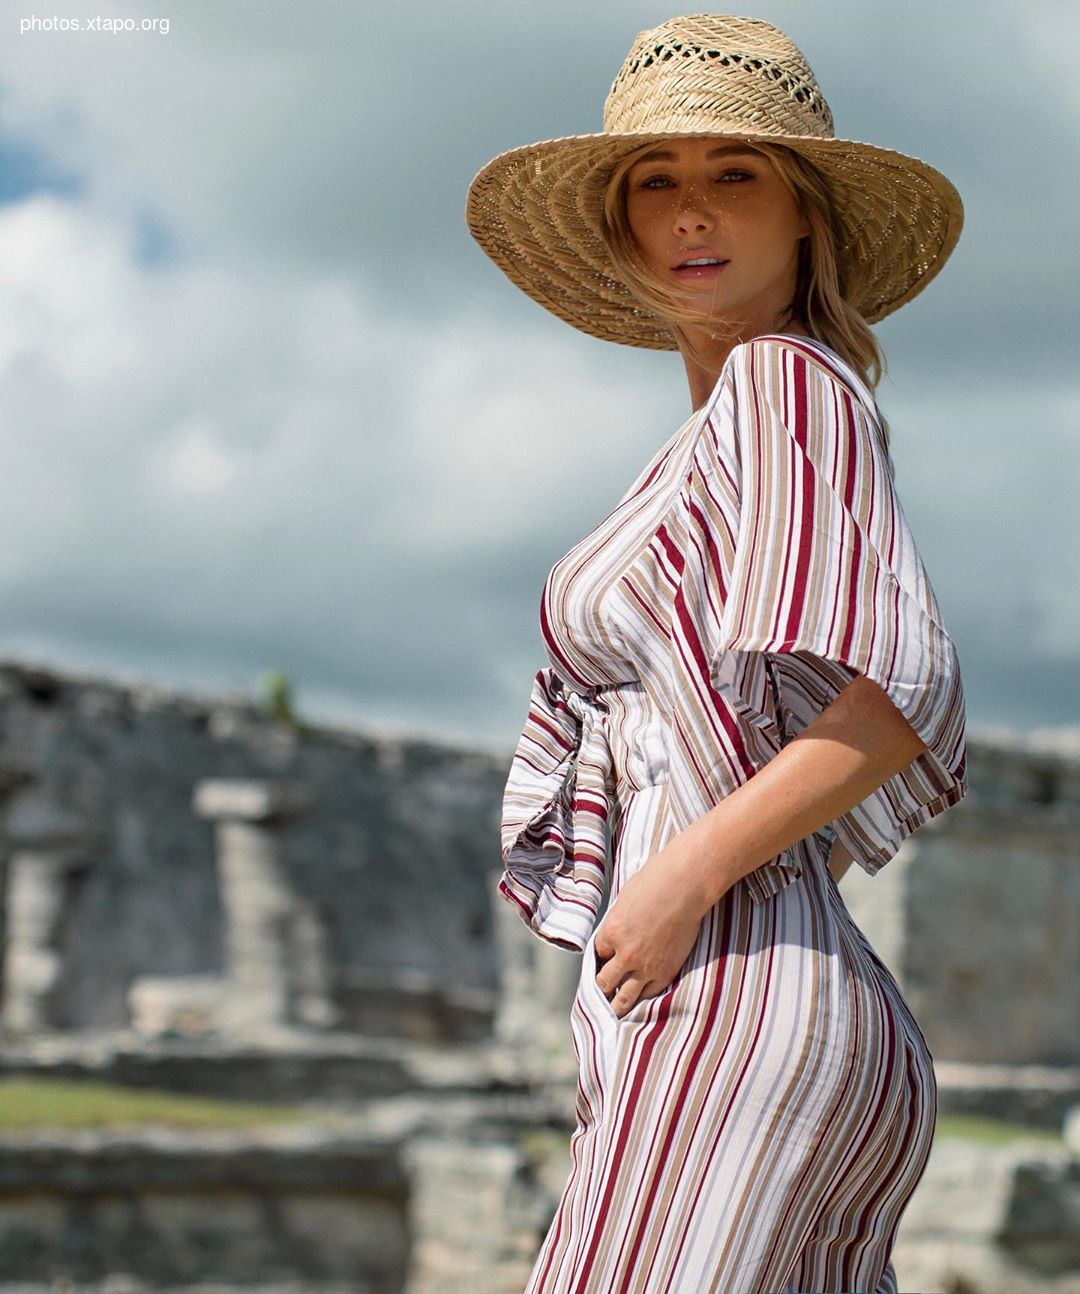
<box><xmin>465</xmin><ymin>14</ymin><xmax>963</xmax><ymax>348</ymax></box>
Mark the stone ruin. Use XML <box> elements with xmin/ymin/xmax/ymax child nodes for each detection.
<box><xmin>129</xmin><ymin>779</ymin><xmax>336</xmax><ymax>1037</ymax></box>
<box><xmin>0</xmin><ymin>657</ymin><xmax>1077</xmax><ymax>1293</ymax></box>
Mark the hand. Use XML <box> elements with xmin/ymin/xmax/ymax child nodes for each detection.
<box><xmin>593</xmin><ymin>847</ymin><xmax>713</xmax><ymax>1018</ymax></box>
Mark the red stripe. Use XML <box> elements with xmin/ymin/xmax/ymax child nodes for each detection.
<box><xmin>782</xmin><ymin>352</ymin><xmax>816</xmax><ymax>649</ymax></box>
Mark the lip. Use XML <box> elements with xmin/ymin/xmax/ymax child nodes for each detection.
<box><xmin>672</xmin><ymin>262</ymin><xmax>730</xmax><ymax>283</ymax></box>
<box><xmin>671</xmin><ymin>250</ymin><xmax>729</xmax><ymax>271</ymax></box>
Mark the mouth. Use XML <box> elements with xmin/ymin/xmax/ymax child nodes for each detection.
<box><xmin>672</xmin><ymin>254</ymin><xmax>730</xmax><ymax>275</ymax></box>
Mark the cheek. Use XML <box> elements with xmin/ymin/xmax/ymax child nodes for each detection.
<box><xmin>741</xmin><ymin>207</ymin><xmax>803</xmax><ymax>262</ymax></box>
<box><xmin>626</xmin><ymin>206</ymin><xmax>667</xmax><ymax>263</ymax></box>
<box><xmin>767</xmin><ymin>194</ymin><xmax>808</xmax><ymax>248</ymax></box>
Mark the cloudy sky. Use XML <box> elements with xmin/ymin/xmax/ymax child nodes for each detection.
<box><xmin>0</xmin><ymin>0</ymin><xmax>1076</xmax><ymax>756</ymax></box>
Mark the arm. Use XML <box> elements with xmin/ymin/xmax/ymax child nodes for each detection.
<box><xmin>596</xmin><ymin>337</ymin><xmax>966</xmax><ymax>1014</ymax></box>
<box><xmin>594</xmin><ymin>672</ymin><xmax>924</xmax><ymax>1014</ymax></box>
<box><xmin>671</xmin><ymin>671</ymin><xmax>924</xmax><ymax>909</ymax></box>
<box><xmin>686</xmin><ymin>336</ymin><xmax>965</xmax><ymax>896</ymax></box>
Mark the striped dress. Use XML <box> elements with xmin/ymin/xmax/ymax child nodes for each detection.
<box><xmin>499</xmin><ymin>334</ymin><xmax>968</xmax><ymax>1294</ymax></box>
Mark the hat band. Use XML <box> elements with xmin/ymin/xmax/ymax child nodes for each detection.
<box><xmin>603</xmin><ymin>100</ymin><xmax>834</xmax><ymax>141</ymax></box>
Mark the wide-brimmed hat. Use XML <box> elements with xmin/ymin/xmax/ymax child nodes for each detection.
<box><xmin>465</xmin><ymin>13</ymin><xmax>964</xmax><ymax>348</ymax></box>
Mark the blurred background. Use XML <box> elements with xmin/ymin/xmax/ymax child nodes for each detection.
<box><xmin>1</xmin><ymin>0</ymin><xmax>1077</xmax><ymax>754</ymax></box>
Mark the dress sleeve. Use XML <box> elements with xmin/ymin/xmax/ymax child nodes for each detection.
<box><xmin>710</xmin><ymin>336</ymin><xmax>968</xmax><ymax>880</ymax></box>
<box><xmin>497</xmin><ymin>667</ymin><xmax>615</xmax><ymax>952</ymax></box>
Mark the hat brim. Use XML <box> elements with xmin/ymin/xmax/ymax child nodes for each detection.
<box><xmin>465</xmin><ymin>129</ymin><xmax>963</xmax><ymax>347</ymax></box>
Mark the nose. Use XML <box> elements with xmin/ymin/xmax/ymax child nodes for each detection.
<box><xmin>672</xmin><ymin>189</ymin><xmax>716</xmax><ymax>237</ymax></box>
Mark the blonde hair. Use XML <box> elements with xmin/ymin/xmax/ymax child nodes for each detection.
<box><xmin>600</xmin><ymin>139</ymin><xmax>890</xmax><ymax>429</ymax></box>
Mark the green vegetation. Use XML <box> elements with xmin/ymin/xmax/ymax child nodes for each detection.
<box><xmin>936</xmin><ymin>1111</ymin><xmax>1063</xmax><ymax>1146</ymax></box>
<box><xmin>258</xmin><ymin>669</ymin><xmax>304</xmax><ymax>729</ymax></box>
<box><xmin>0</xmin><ymin>1078</ymin><xmax>315</xmax><ymax>1132</ymax></box>
<box><xmin>0</xmin><ymin>1079</ymin><xmax>1065</xmax><ymax>1147</ymax></box>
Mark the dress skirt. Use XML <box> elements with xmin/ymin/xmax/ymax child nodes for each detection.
<box><xmin>522</xmin><ymin>696</ymin><xmax>938</xmax><ymax>1294</ymax></box>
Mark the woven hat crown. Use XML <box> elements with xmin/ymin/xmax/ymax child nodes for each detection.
<box><xmin>603</xmin><ymin>16</ymin><xmax>835</xmax><ymax>140</ymax></box>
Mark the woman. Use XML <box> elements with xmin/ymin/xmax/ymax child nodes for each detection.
<box><xmin>467</xmin><ymin>15</ymin><xmax>967</xmax><ymax>1293</ymax></box>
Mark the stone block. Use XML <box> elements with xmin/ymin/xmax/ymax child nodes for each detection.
<box><xmin>192</xmin><ymin>780</ymin><xmax>311</xmax><ymax>824</ymax></box>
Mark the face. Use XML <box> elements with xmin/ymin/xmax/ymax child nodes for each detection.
<box><xmin>623</xmin><ymin>136</ymin><xmax>810</xmax><ymax>336</ymax></box>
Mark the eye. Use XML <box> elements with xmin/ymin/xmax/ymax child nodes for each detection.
<box><xmin>635</xmin><ymin>173</ymin><xmax>673</xmax><ymax>190</ymax></box>
<box><xmin>632</xmin><ymin>167</ymin><xmax>755</xmax><ymax>191</ymax></box>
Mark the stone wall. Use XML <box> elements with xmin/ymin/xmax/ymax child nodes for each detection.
<box><xmin>0</xmin><ymin>1125</ymin><xmax>409</xmax><ymax>1289</ymax></box>
<box><xmin>2</xmin><ymin>655</ymin><xmax>1078</xmax><ymax>1068</ymax></box>
<box><xmin>0</xmin><ymin>661</ymin><xmax>509</xmax><ymax>1033</ymax></box>
<box><xmin>2</xmin><ymin>655</ymin><xmax>1079</xmax><ymax>1290</ymax></box>
<box><xmin>840</xmin><ymin>797</ymin><xmax>1080</xmax><ymax>1066</ymax></box>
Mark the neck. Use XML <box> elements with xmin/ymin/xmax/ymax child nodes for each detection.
<box><xmin>681</xmin><ymin>318</ymin><xmax>810</xmax><ymax>412</ymax></box>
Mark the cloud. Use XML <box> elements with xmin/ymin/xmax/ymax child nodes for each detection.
<box><xmin>4</xmin><ymin>0</ymin><xmax>1076</xmax><ymax>363</ymax></box>
<box><xmin>886</xmin><ymin>377</ymin><xmax>1080</xmax><ymax>652</ymax></box>
<box><xmin>0</xmin><ymin>0</ymin><xmax>1076</xmax><ymax>744</ymax></box>
<box><xmin>0</xmin><ymin>190</ymin><xmax>684</xmax><ymax>744</ymax></box>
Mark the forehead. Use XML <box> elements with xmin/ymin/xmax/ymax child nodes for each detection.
<box><xmin>627</xmin><ymin>140</ymin><xmax>761</xmax><ymax>166</ymax></box>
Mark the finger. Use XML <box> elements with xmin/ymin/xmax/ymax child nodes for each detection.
<box><xmin>612</xmin><ymin>976</ymin><xmax>647</xmax><ymax>1017</ymax></box>
<box><xmin>594</xmin><ymin>955</ymin><xmax>626</xmax><ymax>998</ymax></box>
<box><xmin>594</xmin><ymin>924</ymin><xmax>615</xmax><ymax>960</ymax></box>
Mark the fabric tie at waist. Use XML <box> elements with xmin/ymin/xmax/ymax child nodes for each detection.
<box><xmin>498</xmin><ymin>666</ymin><xmax>615</xmax><ymax>952</ymax></box>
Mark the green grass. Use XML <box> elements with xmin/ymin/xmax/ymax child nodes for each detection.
<box><xmin>936</xmin><ymin>1111</ymin><xmax>1063</xmax><ymax>1146</ymax></box>
<box><xmin>0</xmin><ymin>1078</ymin><xmax>315</xmax><ymax>1132</ymax></box>
<box><xmin>0</xmin><ymin>1079</ymin><xmax>1065</xmax><ymax>1146</ymax></box>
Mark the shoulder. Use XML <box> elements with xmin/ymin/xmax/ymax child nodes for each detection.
<box><xmin>693</xmin><ymin>334</ymin><xmax>890</xmax><ymax>490</ymax></box>
<box><xmin>728</xmin><ymin>334</ymin><xmax>876</xmax><ymax>415</ymax></box>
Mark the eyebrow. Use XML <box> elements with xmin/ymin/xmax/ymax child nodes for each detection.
<box><xmin>628</xmin><ymin>144</ymin><xmax>760</xmax><ymax>167</ymax></box>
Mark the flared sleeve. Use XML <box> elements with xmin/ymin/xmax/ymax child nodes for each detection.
<box><xmin>703</xmin><ymin>336</ymin><xmax>967</xmax><ymax>897</ymax></box>
<box><xmin>497</xmin><ymin>666</ymin><xmax>615</xmax><ymax>951</ymax></box>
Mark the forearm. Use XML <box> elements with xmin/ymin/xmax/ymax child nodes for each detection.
<box><xmin>671</xmin><ymin>673</ymin><xmax>928</xmax><ymax>910</ymax></box>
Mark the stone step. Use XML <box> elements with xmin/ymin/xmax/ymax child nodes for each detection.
<box><xmin>0</xmin><ymin>1125</ymin><xmax>408</xmax><ymax>1288</ymax></box>
<box><xmin>936</xmin><ymin>1060</ymin><xmax>1080</xmax><ymax>1131</ymax></box>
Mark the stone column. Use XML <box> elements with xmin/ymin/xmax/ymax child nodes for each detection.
<box><xmin>193</xmin><ymin>779</ymin><xmax>335</xmax><ymax>1032</ymax></box>
<box><xmin>403</xmin><ymin>1135</ymin><xmax>549</xmax><ymax>1294</ymax></box>
<box><xmin>289</xmin><ymin>895</ymin><xmax>339</xmax><ymax>1029</ymax></box>
<box><xmin>1</xmin><ymin>798</ymin><xmax>93</xmax><ymax>1035</ymax></box>
<box><xmin>490</xmin><ymin>870</ymin><xmax>580</xmax><ymax>1060</ymax></box>
<box><xmin>533</xmin><ymin>940</ymin><xmax>582</xmax><ymax>1056</ymax></box>
<box><xmin>490</xmin><ymin>869</ymin><xmax>537</xmax><ymax>1048</ymax></box>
